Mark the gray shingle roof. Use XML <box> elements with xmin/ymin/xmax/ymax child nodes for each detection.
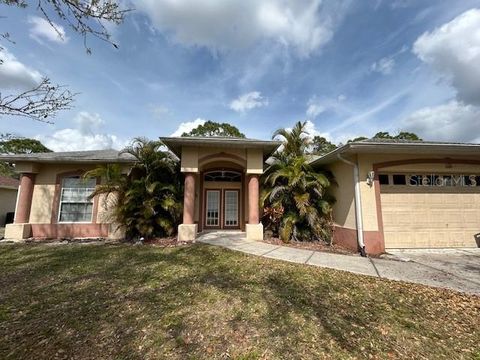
<box><xmin>160</xmin><ymin>136</ymin><xmax>282</xmax><ymax>158</ymax></box>
<box><xmin>310</xmin><ymin>139</ymin><xmax>480</xmax><ymax>166</ymax></box>
<box><xmin>0</xmin><ymin>149</ymin><xmax>136</xmax><ymax>164</ymax></box>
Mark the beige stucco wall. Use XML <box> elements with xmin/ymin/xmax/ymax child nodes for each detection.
<box><xmin>326</xmin><ymin>153</ymin><xmax>480</xmax><ymax>233</ymax></box>
<box><xmin>28</xmin><ymin>164</ymin><xmax>114</xmax><ymax>224</ymax></box>
<box><xmin>357</xmin><ymin>153</ymin><xmax>480</xmax><ymax>232</ymax></box>
<box><xmin>0</xmin><ymin>188</ymin><xmax>18</xmax><ymax>226</ymax></box>
<box><xmin>181</xmin><ymin>146</ymin><xmax>264</xmax><ymax>174</ymax></box>
<box><xmin>181</xmin><ymin>145</ymin><xmax>262</xmax><ymax>225</ymax></box>
<box><xmin>326</xmin><ymin>160</ymin><xmax>356</xmax><ymax>229</ymax></box>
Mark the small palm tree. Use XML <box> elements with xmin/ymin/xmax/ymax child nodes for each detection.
<box><xmin>262</xmin><ymin>121</ymin><xmax>334</xmax><ymax>242</ymax></box>
<box><xmin>84</xmin><ymin>138</ymin><xmax>183</xmax><ymax>239</ymax></box>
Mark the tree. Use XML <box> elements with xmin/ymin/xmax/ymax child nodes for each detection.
<box><xmin>0</xmin><ymin>134</ymin><xmax>51</xmax><ymax>177</ymax></box>
<box><xmin>347</xmin><ymin>136</ymin><xmax>368</xmax><ymax>143</ymax></box>
<box><xmin>84</xmin><ymin>138</ymin><xmax>183</xmax><ymax>239</ymax></box>
<box><xmin>347</xmin><ymin>131</ymin><xmax>422</xmax><ymax>143</ymax></box>
<box><xmin>272</xmin><ymin>121</ymin><xmax>309</xmax><ymax>160</ymax></box>
<box><xmin>0</xmin><ymin>0</ymin><xmax>130</xmax><ymax>122</ymax></box>
<box><xmin>262</xmin><ymin>121</ymin><xmax>334</xmax><ymax>243</ymax></box>
<box><xmin>395</xmin><ymin>131</ymin><xmax>422</xmax><ymax>141</ymax></box>
<box><xmin>181</xmin><ymin>120</ymin><xmax>246</xmax><ymax>138</ymax></box>
<box><xmin>310</xmin><ymin>136</ymin><xmax>337</xmax><ymax>155</ymax></box>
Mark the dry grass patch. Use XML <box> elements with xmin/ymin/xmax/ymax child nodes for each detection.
<box><xmin>0</xmin><ymin>243</ymin><xmax>478</xmax><ymax>359</ymax></box>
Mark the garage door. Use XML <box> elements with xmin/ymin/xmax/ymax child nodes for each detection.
<box><xmin>380</xmin><ymin>173</ymin><xmax>480</xmax><ymax>248</ymax></box>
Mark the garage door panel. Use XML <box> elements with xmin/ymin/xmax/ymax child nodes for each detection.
<box><xmin>381</xmin><ymin>187</ymin><xmax>480</xmax><ymax>248</ymax></box>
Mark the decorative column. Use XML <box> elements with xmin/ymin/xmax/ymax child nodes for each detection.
<box><xmin>246</xmin><ymin>174</ymin><xmax>263</xmax><ymax>240</ymax></box>
<box><xmin>248</xmin><ymin>174</ymin><xmax>260</xmax><ymax>224</ymax></box>
<box><xmin>15</xmin><ymin>173</ymin><xmax>36</xmax><ymax>224</ymax></box>
<box><xmin>5</xmin><ymin>172</ymin><xmax>35</xmax><ymax>240</ymax></box>
<box><xmin>178</xmin><ymin>172</ymin><xmax>198</xmax><ymax>241</ymax></box>
<box><xmin>182</xmin><ymin>172</ymin><xmax>195</xmax><ymax>225</ymax></box>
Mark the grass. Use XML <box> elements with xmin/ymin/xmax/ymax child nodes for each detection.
<box><xmin>0</xmin><ymin>243</ymin><xmax>478</xmax><ymax>359</ymax></box>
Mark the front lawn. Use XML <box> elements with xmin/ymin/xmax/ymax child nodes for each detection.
<box><xmin>0</xmin><ymin>243</ymin><xmax>478</xmax><ymax>359</ymax></box>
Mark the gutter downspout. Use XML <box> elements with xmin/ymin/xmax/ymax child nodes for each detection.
<box><xmin>337</xmin><ymin>154</ymin><xmax>367</xmax><ymax>257</ymax></box>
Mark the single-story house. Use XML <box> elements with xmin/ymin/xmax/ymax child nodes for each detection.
<box><xmin>2</xmin><ymin>137</ymin><xmax>480</xmax><ymax>255</ymax></box>
<box><xmin>0</xmin><ymin>176</ymin><xmax>19</xmax><ymax>227</ymax></box>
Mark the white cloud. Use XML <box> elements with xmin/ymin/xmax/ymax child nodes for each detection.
<box><xmin>135</xmin><ymin>0</ymin><xmax>350</xmax><ymax>57</ymax></box>
<box><xmin>305</xmin><ymin>94</ymin><xmax>347</xmax><ymax>119</ymax></box>
<box><xmin>229</xmin><ymin>91</ymin><xmax>268</xmax><ymax>112</ymax></box>
<box><xmin>170</xmin><ymin>118</ymin><xmax>206</xmax><ymax>137</ymax></box>
<box><xmin>0</xmin><ymin>48</ymin><xmax>42</xmax><ymax>89</ymax></box>
<box><xmin>37</xmin><ymin>112</ymin><xmax>127</xmax><ymax>151</ymax></box>
<box><xmin>306</xmin><ymin>103</ymin><xmax>326</xmax><ymax>118</ymax></box>
<box><xmin>28</xmin><ymin>16</ymin><xmax>69</xmax><ymax>44</ymax></box>
<box><xmin>150</xmin><ymin>105</ymin><xmax>170</xmax><ymax>119</ymax></box>
<box><xmin>371</xmin><ymin>56</ymin><xmax>395</xmax><ymax>75</ymax></box>
<box><xmin>401</xmin><ymin>100</ymin><xmax>480</xmax><ymax>143</ymax></box>
<box><xmin>413</xmin><ymin>8</ymin><xmax>480</xmax><ymax>105</ymax></box>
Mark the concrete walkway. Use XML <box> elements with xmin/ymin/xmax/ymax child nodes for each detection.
<box><xmin>197</xmin><ymin>231</ymin><xmax>480</xmax><ymax>295</ymax></box>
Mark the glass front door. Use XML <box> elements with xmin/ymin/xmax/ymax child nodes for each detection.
<box><xmin>224</xmin><ymin>190</ymin><xmax>239</xmax><ymax>227</ymax></box>
<box><xmin>205</xmin><ymin>190</ymin><xmax>220</xmax><ymax>227</ymax></box>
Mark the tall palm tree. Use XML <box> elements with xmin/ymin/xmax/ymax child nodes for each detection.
<box><xmin>262</xmin><ymin>121</ymin><xmax>334</xmax><ymax>242</ymax></box>
<box><xmin>84</xmin><ymin>138</ymin><xmax>183</xmax><ymax>239</ymax></box>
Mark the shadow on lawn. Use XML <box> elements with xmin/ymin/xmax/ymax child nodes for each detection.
<box><xmin>0</xmin><ymin>243</ymin><xmax>477</xmax><ymax>359</ymax></box>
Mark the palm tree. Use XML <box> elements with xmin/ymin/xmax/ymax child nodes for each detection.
<box><xmin>84</xmin><ymin>138</ymin><xmax>183</xmax><ymax>239</ymax></box>
<box><xmin>262</xmin><ymin>121</ymin><xmax>334</xmax><ymax>242</ymax></box>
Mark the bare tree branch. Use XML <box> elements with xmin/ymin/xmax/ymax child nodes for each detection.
<box><xmin>0</xmin><ymin>78</ymin><xmax>76</xmax><ymax>122</ymax></box>
<box><xmin>0</xmin><ymin>0</ymin><xmax>131</xmax><ymax>123</ymax></box>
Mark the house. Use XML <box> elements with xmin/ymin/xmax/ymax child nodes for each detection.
<box><xmin>2</xmin><ymin>137</ymin><xmax>480</xmax><ymax>255</ymax></box>
<box><xmin>0</xmin><ymin>176</ymin><xmax>19</xmax><ymax>227</ymax></box>
<box><xmin>1</xmin><ymin>150</ymin><xmax>136</xmax><ymax>240</ymax></box>
<box><xmin>311</xmin><ymin>139</ymin><xmax>480</xmax><ymax>254</ymax></box>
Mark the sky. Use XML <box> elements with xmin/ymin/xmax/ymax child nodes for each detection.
<box><xmin>1</xmin><ymin>0</ymin><xmax>480</xmax><ymax>151</ymax></box>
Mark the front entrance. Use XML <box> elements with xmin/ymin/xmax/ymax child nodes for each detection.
<box><xmin>203</xmin><ymin>170</ymin><xmax>242</xmax><ymax>230</ymax></box>
<box><xmin>205</xmin><ymin>189</ymin><xmax>240</xmax><ymax>229</ymax></box>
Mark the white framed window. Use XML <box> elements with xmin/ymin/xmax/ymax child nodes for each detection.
<box><xmin>58</xmin><ymin>176</ymin><xmax>96</xmax><ymax>223</ymax></box>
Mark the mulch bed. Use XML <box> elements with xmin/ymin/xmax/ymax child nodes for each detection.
<box><xmin>262</xmin><ymin>237</ymin><xmax>356</xmax><ymax>255</ymax></box>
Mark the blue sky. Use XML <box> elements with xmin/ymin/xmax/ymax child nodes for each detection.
<box><xmin>1</xmin><ymin>0</ymin><xmax>480</xmax><ymax>151</ymax></box>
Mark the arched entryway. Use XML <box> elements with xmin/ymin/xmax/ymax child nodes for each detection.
<box><xmin>201</xmin><ymin>170</ymin><xmax>243</xmax><ymax>230</ymax></box>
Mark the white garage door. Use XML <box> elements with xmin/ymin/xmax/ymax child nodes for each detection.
<box><xmin>380</xmin><ymin>173</ymin><xmax>480</xmax><ymax>248</ymax></box>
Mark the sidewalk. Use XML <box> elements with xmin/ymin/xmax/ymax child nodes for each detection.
<box><xmin>197</xmin><ymin>231</ymin><xmax>480</xmax><ymax>295</ymax></box>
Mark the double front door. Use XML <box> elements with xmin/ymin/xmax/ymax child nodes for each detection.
<box><xmin>205</xmin><ymin>189</ymin><xmax>240</xmax><ymax>229</ymax></box>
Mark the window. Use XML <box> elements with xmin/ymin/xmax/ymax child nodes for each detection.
<box><xmin>392</xmin><ymin>174</ymin><xmax>406</xmax><ymax>185</ymax></box>
<box><xmin>58</xmin><ymin>177</ymin><xmax>96</xmax><ymax>222</ymax></box>
<box><xmin>378</xmin><ymin>174</ymin><xmax>389</xmax><ymax>185</ymax></box>
<box><xmin>204</xmin><ymin>170</ymin><xmax>241</xmax><ymax>182</ymax></box>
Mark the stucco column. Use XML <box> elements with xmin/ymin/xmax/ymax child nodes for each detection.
<box><xmin>248</xmin><ymin>174</ymin><xmax>260</xmax><ymax>224</ymax></box>
<box><xmin>182</xmin><ymin>172</ymin><xmax>196</xmax><ymax>225</ymax></box>
<box><xmin>14</xmin><ymin>173</ymin><xmax>36</xmax><ymax>224</ymax></box>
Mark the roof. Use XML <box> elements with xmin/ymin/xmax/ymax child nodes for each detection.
<box><xmin>0</xmin><ymin>176</ymin><xmax>19</xmax><ymax>189</ymax></box>
<box><xmin>0</xmin><ymin>149</ymin><xmax>137</xmax><ymax>164</ymax></box>
<box><xmin>160</xmin><ymin>136</ymin><xmax>282</xmax><ymax>158</ymax></box>
<box><xmin>311</xmin><ymin>139</ymin><xmax>480</xmax><ymax>166</ymax></box>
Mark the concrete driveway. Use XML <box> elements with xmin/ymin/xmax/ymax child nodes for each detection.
<box><xmin>385</xmin><ymin>248</ymin><xmax>480</xmax><ymax>293</ymax></box>
<box><xmin>198</xmin><ymin>232</ymin><xmax>480</xmax><ymax>295</ymax></box>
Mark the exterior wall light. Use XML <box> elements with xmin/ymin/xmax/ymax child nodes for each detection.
<box><xmin>366</xmin><ymin>171</ymin><xmax>375</xmax><ymax>187</ymax></box>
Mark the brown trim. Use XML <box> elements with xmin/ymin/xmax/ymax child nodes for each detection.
<box><xmin>51</xmin><ymin>170</ymin><xmax>101</xmax><ymax>225</ymax></box>
<box><xmin>373</xmin><ymin>158</ymin><xmax>480</xmax><ymax>171</ymax></box>
<box><xmin>372</xmin><ymin>158</ymin><xmax>480</xmax><ymax>251</ymax></box>
<box><xmin>203</xmin><ymin>188</ymin><xmax>222</xmax><ymax>229</ymax></box>
<box><xmin>198</xmin><ymin>152</ymin><xmax>246</xmax><ymax>168</ymax></box>
<box><xmin>198</xmin><ymin>173</ymin><xmax>203</xmax><ymax>232</ymax></box>
<box><xmin>31</xmin><ymin>223</ymin><xmax>108</xmax><ymax>240</ymax></box>
<box><xmin>241</xmin><ymin>171</ymin><xmax>246</xmax><ymax>231</ymax></box>
<box><xmin>222</xmin><ymin>189</ymin><xmax>241</xmax><ymax>229</ymax></box>
<box><xmin>333</xmin><ymin>226</ymin><xmax>385</xmax><ymax>255</ymax></box>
